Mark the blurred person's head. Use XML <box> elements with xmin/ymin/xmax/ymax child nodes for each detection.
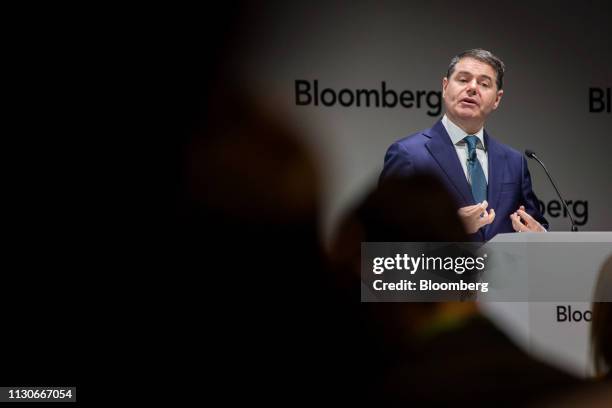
<box><xmin>592</xmin><ymin>254</ymin><xmax>612</xmax><ymax>379</ymax></box>
<box><xmin>357</xmin><ymin>175</ymin><xmax>468</xmax><ymax>243</ymax></box>
<box><xmin>178</xmin><ymin>89</ymin><xmax>325</xmax><ymax>304</ymax></box>
<box><xmin>330</xmin><ymin>175</ymin><xmax>475</xmax><ymax>349</ymax></box>
<box><xmin>180</xmin><ymin>90</ymin><xmax>321</xmax><ymax>253</ymax></box>
<box><xmin>331</xmin><ymin>174</ymin><xmax>469</xmax><ymax>287</ymax></box>
<box><xmin>175</xmin><ymin>89</ymin><xmax>337</xmax><ymax>402</ymax></box>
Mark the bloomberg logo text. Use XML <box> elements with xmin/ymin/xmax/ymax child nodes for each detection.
<box><xmin>295</xmin><ymin>79</ymin><xmax>442</xmax><ymax>116</ymax></box>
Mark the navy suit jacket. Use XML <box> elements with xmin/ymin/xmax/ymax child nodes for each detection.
<box><xmin>380</xmin><ymin>120</ymin><xmax>548</xmax><ymax>241</ymax></box>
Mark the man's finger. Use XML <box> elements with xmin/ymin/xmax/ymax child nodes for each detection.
<box><xmin>487</xmin><ymin>208</ymin><xmax>496</xmax><ymax>224</ymax></box>
<box><xmin>510</xmin><ymin>212</ymin><xmax>524</xmax><ymax>232</ymax></box>
<box><xmin>481</xmin><ymin>208</ymin><xmax>495</xmax><ymax>227</ymax></box>
<box><xmin>517</xmin><ymin>209</ymin><xmax>535</xmax><ymax>226</ymax></box>
<box><xmin>458</xmin><ymin>204</ymin><xmax>480</xmax><ymax>215</ymax></box>
<box><xmin>471</xmin><ymin>201</ymin><xmax>489</xmax><ymax>217</ymax></box>
<box><xmin>475</xmin><ymin>209</ymin><xmax>493</xmax><ymax>229</ymax></box>
<box><xmin>465</xmin><ymin>202</ymin><xmax>487</xmax><ymax>215</ymax></box>
<box><xmin>511</xmin><ymin>217</ymin><xmax>523</xmax><ymax>232</ymax></box>
<box><xmin>518</xmin><ymin>209</ymin><xmax>545</xmax><ymax>232</ymax></box>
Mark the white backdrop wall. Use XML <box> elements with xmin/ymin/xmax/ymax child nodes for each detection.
<box><xmin>234</xmin><ymin>1</ymin><xmax>611</xmax><ymax>242</ymax></box>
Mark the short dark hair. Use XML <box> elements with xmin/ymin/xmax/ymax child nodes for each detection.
<box><xmin>446</xmin><ymin>49</ymin><xmax>505</xmax><ymax>90</ymax></box>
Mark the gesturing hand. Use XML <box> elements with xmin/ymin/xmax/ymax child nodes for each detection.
<box><xmin>457</xmin><ymin>200</ymin><xmax>495</xmax><ymax>234</ymax></box>
<box><xmin>510</xmin><ymin>205</ymin><xmax>546</xmax><ymax>232</ymax></box>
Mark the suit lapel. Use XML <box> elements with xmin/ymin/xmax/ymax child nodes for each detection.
<box><xmin>484</xmin><ymin>131</ymin><xmax>507</xmax><ymax>239</ymax></box>
<box><xmin>425</xmin><ymin>121</ymin><xmax>474</xmax><ymax>206</ymax></box>
<box><xmin>485</xmin><ymin>132</ymin><xmax>506</xmax><ymax>218</ymax></box>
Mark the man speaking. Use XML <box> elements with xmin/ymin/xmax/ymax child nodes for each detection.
<box><xmin>380</xmin><ymin>49</ymin><xmax>548</xmax><ymax>241</ymax></box>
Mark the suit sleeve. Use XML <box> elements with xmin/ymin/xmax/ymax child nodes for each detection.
<box><xmin>379</xmin><ymin>142</ymin><xmax>414</xmax><ymax>185</ymax></box>
<box><xmin>520</xmin><ymin>156</ymin><xmax>549</xmax><ymax>230</ymax></box>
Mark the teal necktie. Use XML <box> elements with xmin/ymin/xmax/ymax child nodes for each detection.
<box><xmin>464</xmin><ymin>135</ymin><xmax>487</xmax><ymax>204</ymax></box>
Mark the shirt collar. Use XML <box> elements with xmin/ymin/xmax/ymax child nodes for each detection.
<box><xmin>442</xmin><ymin>114</ymin><xmax>486</xmax><ymax>150</ymax></box>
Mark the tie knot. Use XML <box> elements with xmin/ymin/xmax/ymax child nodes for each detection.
<box><xmin>464</xmin><ymin>135</ymin><xmax>480</xmax><ymax>151</ymax></box>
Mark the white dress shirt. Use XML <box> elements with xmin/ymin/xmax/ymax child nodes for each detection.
<box><xmin>441</xmin><ymin>115</ymin><xmax>488</xmax><ymax>184</ymax></box>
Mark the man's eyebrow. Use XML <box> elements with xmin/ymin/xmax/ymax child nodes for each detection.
<box><xmin>455</xmin><ymin>71</ymin><xmax>493</xmax><ymax>81</ymax></box>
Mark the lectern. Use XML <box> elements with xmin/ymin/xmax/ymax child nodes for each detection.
<box><xmin>479</xmin><ymin>232</ymin><xmax>612</xmax><ymax>378</ymax></box>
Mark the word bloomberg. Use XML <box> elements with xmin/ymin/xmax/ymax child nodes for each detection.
<box><xmin>538</xmin><ymin>199</ymin><xmax>588</xmax><ymax>226</ymax></box>
<box><xmin>295</xmin><ymin>80</ymin><xmax>442</xmax><ymax>116</ymax></box>
<box><xmin>589</xmin><ymin>87</ymin><xmax>611</xmax><ymax>113</ymax></box>
<box><xmin>557</xmin><ymin>305</ymin><xmax>592</xmax><ymax>322</ymax></box>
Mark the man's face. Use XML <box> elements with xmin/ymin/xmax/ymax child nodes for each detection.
<box><xmin>442</xmin><ymin>57</ymin><xmax>503</xmax><ymax>125</ymax></box>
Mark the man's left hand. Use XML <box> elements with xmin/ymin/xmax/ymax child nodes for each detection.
<box><xmin>510</xmin><ymin>205</ymin><xmax>546</xmax><ymax>232</ymax></box>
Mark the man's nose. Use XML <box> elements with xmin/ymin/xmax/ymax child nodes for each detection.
<box><xmin>467</xmin><ymin>79</ymin><xmax>478</xmax><ymax>92</ymax></box>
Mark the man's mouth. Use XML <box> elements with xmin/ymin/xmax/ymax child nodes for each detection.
<box><xmin>459</xmin><ymin>97</ymin><xmax>479</xmax><ymax>107</ymax></box>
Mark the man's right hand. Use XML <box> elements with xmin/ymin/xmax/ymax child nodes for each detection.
<box><xmin>457</xmin><ymin>201</ymin><xmax>495</xmax><ymax>234</ymax></box>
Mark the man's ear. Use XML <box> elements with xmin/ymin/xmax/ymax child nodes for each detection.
<box><xmin>493</xmin><ymin>89</ymin><xmax>504</xmax><ymax>110</ymax></box>
<box><xmin>442</xmin><ymin>77</ymin><xmax>448</xmax><ymax>97</ymax></box>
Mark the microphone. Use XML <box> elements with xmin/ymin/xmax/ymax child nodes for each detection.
<box><xmin>524</xmin><ymin>149</ymin><xmax>578</xmax><ymax>231</ymax></box>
